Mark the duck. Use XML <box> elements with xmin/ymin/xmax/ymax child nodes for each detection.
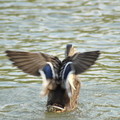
<box><xmin>5</xmin><ymin>44</ymin><xmax>100</xmax><ymax>112</ymax></box>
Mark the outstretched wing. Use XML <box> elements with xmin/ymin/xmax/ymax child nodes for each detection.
<box><xmin>71</xmin><ymin>51</ymin><xmax>100</xmax><ymax>74</ymax></box>
<box><xmin>5</xmin><ymin>50</ymin><xmax>58</xmax><ymax>76</ymax></box>
<box><xmin>5</xmin><ymin>50</ymin><xmax>61</xmax><ymax>95</ymax></box>
<box><xmin>60</xmin><ymin>51</ymin><xmax>100</xmax><ymax>92</ymax></box>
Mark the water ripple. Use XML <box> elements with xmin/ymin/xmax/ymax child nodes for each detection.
<box><xmin>0</xmin><ymin>0</ymin><xmax>120</xmax><ymax>119</ymax></box>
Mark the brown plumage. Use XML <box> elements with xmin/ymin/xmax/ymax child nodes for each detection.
<box><xmin>5</xmin><ymin>50</ymin><xmax>59</xmax><ymax>76</ymax></box>
<box><xmin>5</xmin><ymin>45</ymin><xmax>101</xmax><ymax>112</ymax></box>
<box><xmin>62</xmin><ymin>51</ymin><xmax>100</xmax><ymax>75</ymax></box>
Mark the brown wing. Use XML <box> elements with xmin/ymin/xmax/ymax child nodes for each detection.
<box><xmin>61</xmin><ymin>51</ymin><xmax>100</xmax><ymax>75</ymax></box>
<box><xmin>5</xmin><ymin>50</ymin><xmax>56</xmax><ymax>76</ymax></box>
<box><xmin>72</xmin><ymin>51</ymin><xmax>100</xmax><ymax>74</ymax></box>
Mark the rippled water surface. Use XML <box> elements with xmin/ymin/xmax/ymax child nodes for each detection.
<box><xmin>0</xmin><ymin>0</ymin><xmax>120</xmax><ymax>120</ymax></box>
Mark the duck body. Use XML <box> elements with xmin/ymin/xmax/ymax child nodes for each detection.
<box><xmin>5</xmin><ymin>44</ymin><xmax>100</xmax><ymax>112</ymax></box>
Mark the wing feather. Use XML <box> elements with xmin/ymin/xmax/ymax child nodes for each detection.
<box><xmin>72</xmin><ymin>51</ymin><xmax>100</xmax><ymax>74</ymax></box>
<box><xmin>5</xmin><ymin>50</ymin><xmax>57</xmax><ymax>76</ymax></box>
<box><xmin>61</xmin><ymin>51</ymin><xmax>100</xmax><ymax>75</ymax></box>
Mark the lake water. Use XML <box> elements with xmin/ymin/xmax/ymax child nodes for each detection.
<box><xmin>0</xmin><ymin>0</ymin><xmax>120</xmax><ymax>120</ymax></box>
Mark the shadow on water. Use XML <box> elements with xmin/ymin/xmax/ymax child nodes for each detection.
<box><xmin>0</xmin><ymin>0</ymin><xmax>120</xmax><ymax>120</ymax></box>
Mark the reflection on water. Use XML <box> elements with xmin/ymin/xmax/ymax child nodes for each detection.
<box><xmin>0</xmin><ymin>0</ymin><xmax>120</xmax><ymax>120</ymax></box>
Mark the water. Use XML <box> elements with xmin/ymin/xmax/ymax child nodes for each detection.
<box><xmin>0</xmin><ymin>0</ymin><xmax>120</xmax><ymax>120</ymax></box>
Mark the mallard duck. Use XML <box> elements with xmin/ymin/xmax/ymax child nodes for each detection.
<box><xmin>5</xmin><ymin>44</ymin><xmax>100</xmax><ymax>112</ymax></box>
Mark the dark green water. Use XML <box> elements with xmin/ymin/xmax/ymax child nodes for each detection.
<box><xmin>0</xmin><ymin>0</ymin><xmax>120</xmax><ymax>120</ymax></box>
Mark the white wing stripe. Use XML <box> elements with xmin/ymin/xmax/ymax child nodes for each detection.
<box><xmin>39</xmin><ymin>70</ymin><xmax>50</xmax><ymax>96</ymax></box>
<box><xmin>67</xmin><ymin>71</ymin><xmax>76</xmax><ymax>90</ymax></box>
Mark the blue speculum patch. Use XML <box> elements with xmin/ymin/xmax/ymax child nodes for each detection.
<box><xmin>43</xmin><ymin>64</ymin><xmax>53</xmax><ymax>79</ymax></box>
<box><xmin>63</xmin><ymin>63</ymin><xmax>72</xmax><ymax>80</ymax></box>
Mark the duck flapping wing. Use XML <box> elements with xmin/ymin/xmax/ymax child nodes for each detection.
<box><xmin>5</xmin><ymin>47</ymin><xmax>100</xmax><ymax>96</ymax></box>
<box><xmin>5</xmin><ymin>50</ymin><xmax>61</xmax><ymax>95</ymax></box>
<box><xmin>70</xmin><ymin>51</ymin><xmax>100</xmax><ymax>74</ymax></box>
<box><xmin>60</xmin><ymin>50</ymin><xmax>100</xmax><ymax>95</ymax></box>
